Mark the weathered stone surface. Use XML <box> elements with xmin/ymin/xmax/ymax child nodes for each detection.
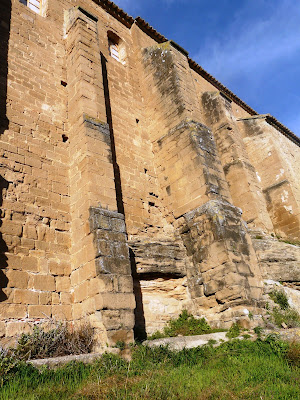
<box><xmin>0</xmin><ymin>0</ymin><xmax>299</xmax><ymax>347</ymax></box>
<box><xmin>253</xmin><ymin>237</ymin><xmax>300</xmax><ymax>282</ymax></box>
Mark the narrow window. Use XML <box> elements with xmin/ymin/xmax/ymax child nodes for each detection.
<box><xmin>108</xmin><ymin>38</ymin><xmax>120</xmax><ymax>62</ymax></box>
<box><xmin>107</xmin><ymin>31</ymin><xmax>126</xmax><ymax>65</ymax></box>
<box><xmin>19</xmin><ymin>0</ymin><xmax>42</xmax><ymax>15</ymax></box>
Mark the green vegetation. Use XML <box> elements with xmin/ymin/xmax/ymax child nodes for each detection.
<box><xmin>269</xmin><ymin>289</ymin><xmax>289</xmax><ymax>310</ymax></box>
<box><xmin>268</xmin><ymin>289</ymin><xmax>300</xmax><ymax>328</ymax></box>
<box><xmin>148</xmin><ymin>310</ymin><xmax>225</xmax><ymax>340</ymax></box>
<box><xmin>226</xmin><ymin>322</ymin><xmax>241</xmax><ymax>339</ymax></box>
<box><xmin>15</xmin><ymin>322</ymin><xmax>95</xmax><ymax>360</ymax></box>
<box><xmin>0</xmin><ymin>336</ymin><xmax>300</xmax><ymax>399</ymax></box>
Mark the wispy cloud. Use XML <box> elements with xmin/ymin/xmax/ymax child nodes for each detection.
<box><xmin>193</xmin><ymin>0</ymin><xmax>300</xmax><ymax>84</ymax></box>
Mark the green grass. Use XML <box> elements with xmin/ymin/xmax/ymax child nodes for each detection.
<box><xmin>1</xmin><ymin>337</ymin><xmax>300</xmax><ymax>399</ymax></box>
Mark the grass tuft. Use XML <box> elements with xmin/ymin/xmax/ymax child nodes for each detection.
<box><xmin>148</xmin><ymin>310</ymin><xmax>225</xmax><ymax>340</ymax></box>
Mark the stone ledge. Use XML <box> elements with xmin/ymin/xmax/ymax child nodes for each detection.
<box><xmin>27</xmin><ymin>348</ymin><xmax>120</xmax><ymax>368</ymax></box>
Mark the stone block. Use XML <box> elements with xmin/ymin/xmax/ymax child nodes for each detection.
<box><xmin>101</xmin><ymin>293</ymin><xmax>135</xmax><ymax>310</ymax></box>
<box><xmin>0</xmin><ymin>304</ymin><xmax>27</xmax><ymax>319</ymax></box>
<box><xmin>28</xmin><ymin>305</ymin><xmax>52</xmax><ymax>319</ymax></box>
<box><xmin>7</xmin><ymin>270</ymin><xmax>29</xmax><ymax>289</ymax></box>
<box><xmin>22</xmin><ymin>256</ymin><xmax>39</xmax><ymax>272</ymax></box>
<box><xmin>52</xmin><ymin>305</ymin><xmax>72</xmax><ymax>321</ymax></box>
<box><xmin>73</xmin><ymin>281</ymin><xmax>89</xmax><ymax>303</ymax></box>
<box><xmin>6</xmin><ymin>322</ymin><xmax>31</xmax><ymax>337</ymax></box>
<box><xmin>117</xmin><ymin>276</ymin><xmax>133</xmax><ymax>293</ymax></box>
<box><xmin>56</xmin><ymin>276</ymin><xmax>70</xmax><ymax>292</ymax></box>
<box><xmin>31</xmin><ymin>275</ymin><xmax>56</xmax><ymax>291</ymax></box>
<box><xmin>14</xmin><ymin>289</ymin><xmax>39</xmax><ymax>304</ymax></box>
<box><xmin>39</xmin><ymin>292</ymin><xmax>52</xmax><ymax>305</ymax></box>
<box><xmin>0</xmin><ymin>322</ymin><xmax>6</xmax><ymax>337</ymax></box>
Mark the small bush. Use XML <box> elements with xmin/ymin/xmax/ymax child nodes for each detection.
<box><xmin>254</xmin><ymin>326</ymin><xmax>264</xmax><ymax>338</ymax></box>
<box><xmin>286</xmin><ymin>341</ymin><xmax>300</xmax><ymax>367</ymax></box>
<box><xmin>270</xmin><ymin>307</ymin><xmax>300</xmax><ymax>328</ymax></box>
<box><xmin>0</xmin><ymin>348</ymin><xmax>21</xmax><ymax>387</ymax></box>
<box><xmin>147</xmin><ymin>310</ymin><xmax>222</xmax><ymax>340</ymax></box>
<box><xmin>269</xmin><ymin>289</ymin><xmax>289</xmax><ymax>310</ymax></box>
<box><xmin>15</xmin><ymin>321</ymin><xmax>95</xmax><ymax>360</ymax></box>
<box><xmin>226</xmin><ymin>323</ymin><xmax>241</xmax><ymax>339</ymax></box>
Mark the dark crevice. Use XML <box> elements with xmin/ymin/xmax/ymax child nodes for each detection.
<box><xmin>129</xmin><ymin>249</ymin><xmax>146</xmax><ymax>342</ymax></box>
<box><xmin>0</xmin><ymin>0</ymin><xmax>11</xmax><ymax>136</ymax></box>
<box><xmin>0</xmin><ymin>0</ymin><xmax>11</xmax><ymax>301</ymax></box>
<box><xmin>136</xmin><ymin>272</ymin><xmax>185</xmax><ymax>280</ymax></box>
<box><xmin>100</xmin><ymin>52</ymin><xmax>125</xmax><ymax>215</ymax></box>
<box><xmin>0</xmin><ymin>176</ymin><xmax>9</xmax><ymax>302</ymax></box>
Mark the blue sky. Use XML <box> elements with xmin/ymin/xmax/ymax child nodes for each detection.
<box><xmin>113</xmin><ymin>0</ymin><xmax>300</xmax><ymax>136</ymax></box>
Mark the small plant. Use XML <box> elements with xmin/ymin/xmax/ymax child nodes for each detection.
<box><xmin>270</xmin><ymin>307</ymin><xmax>300</xmax><ymax>328</ymax></box>
<box><xmin>147</xmin><ymin>310</ymin><xmax>224</xmax><ymax>340</ymax></box>
<box><xmin>254</xmin><ymin>326</ymin><xmax>264</xmax><ymax>338</ymax></box>
<box><xmin>114</xmin><ymin>340</ymin><xmax>126</xmax><ymax>351</ymax></box>
<box><xmin>269</xmin><ymin>289</ymin><xmax>289</xmax><ymax>310</ymax></box>
<box><xmin>248</xmin><ymin>311</ymin><xmax>253</xmax><ymax>320</ymax></box>
<box><xmin>242</xmin><ymin>334</ymin><xmax>251</xmax><ymax>339</ymax></box>
<box><xmin>226</xmin><ymin>323</ymin><xmax>241</xmax><ymax>339</ymax></box>
<box><xmin>286</xmin><ymin>341</ymin><xmax>300</xmax><ymax>367</ymax></box>
<box><xmin>0</xmin><ymin>348</ymin><xmax>20</xmax><ymax>387</ymax></box>
<box><xmin>255</xmin><ymin>235</ymin><xmax>263</xmax><ymax>239</ymax></box>
<box><xmin>15</xmin><ymin>320</ymin><xmax>95</xmax><ymax>360</ymax></box>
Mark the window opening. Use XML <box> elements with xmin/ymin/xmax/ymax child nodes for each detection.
<box><xmin>20</xmin><ymin>0</ymin><xmax>42</xmax><ymax>15</ymax></box>
<box><xmin>107</xmin><ymin>31</ymin><xmax>126</xmax><ymax>64</ymax></box>
<box><xmin>108</xmin><ymin>38</ymin><xmax>120</xmax><ymax>62</ymax></box>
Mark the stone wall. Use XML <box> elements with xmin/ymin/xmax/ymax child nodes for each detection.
<box><xmin>0</xmin><ymin>0</ymin><xmax>299</xmax><ymax>345</ymax></box>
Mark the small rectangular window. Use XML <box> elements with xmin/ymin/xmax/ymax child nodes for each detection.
<box><xmin>108</xmin><ymin>39</ymin><xmax>120</xmax><ymax>62</ymax></box>
<box><xmin>20</xmin><ymin>0</ymin><xmax>42</xmax><ymax>15</ymax></box>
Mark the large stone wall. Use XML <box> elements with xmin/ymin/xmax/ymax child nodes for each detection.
<box><xmin>0</xmin><ymin>0</ymin><xmax>299</xmax><ymax>345</ymax></box>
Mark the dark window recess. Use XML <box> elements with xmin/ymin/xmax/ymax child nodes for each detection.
<box><xmin>19</xmin><ymin>0</ymin><xmax>27</xmax><ymax>5</ymax></box>
<box><xmin>149</xmin><ymin>192</ymin><xmax>158</xmax><ymax>198</ymax></box>
<box><xmin>61</xmin><ymin>81</ymin><xmax>67</xmax><ymax>87</ymax></box>
<box><xmin>144</xmin><ymin>168</ymin><xmax>148</xmax><ymax>174</ymax></box>
<box><xmin>136</xmin><ymin>118</ymin><xmax>139</xmax><ymax>124</ymax></box>
<box><xmin>148</xmin><ymin>201</ymin><xmax>155</xmax><ymax>207</ymax></box>
<box><xmin>62</xmin><ymin>134</ymin><xmax>68</xmax><ymax>142</ymax></box>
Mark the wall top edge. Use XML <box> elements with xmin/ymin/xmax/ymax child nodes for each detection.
<box><xmin>87</xmin><ymin>1</ymin><xmax>299</xmax><ymax>147</ymax></box>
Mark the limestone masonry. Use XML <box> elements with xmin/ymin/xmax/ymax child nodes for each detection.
<box><xmin>0</xmin><ymin>0</ymin><xmax>299</xmax><ymax>346</ymax></box>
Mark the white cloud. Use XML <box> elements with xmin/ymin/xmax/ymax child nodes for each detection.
<box><xmin>192</xmin><ymin>1</ymin><xmax>300</xmax><ymax>83</ymax></box>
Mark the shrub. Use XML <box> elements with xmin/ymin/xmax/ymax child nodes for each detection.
<box><xmin>286</xmin><ymin>341</ymin><xmax>300</xmax><ymax>367</ymax></box>
<box><xmin>269</xmin><ymin>289</ymin><xmax>289</xmax><ymax>310</ymax></box>
<box><xmin>15</xmin><ymin>321</ymin><xmax>95</xmax><ymax>360</ymax></box>
<box><xmin>147</xmin><ymin>310</ymin><xmax>220</xmax><ymax>340</ymax></box>
<box><xmin>0</xmin><ymin>348</ymin><xmax>20</xmax><ymax>387</ymax></box>
<box><xmin>270</xmin><ymin>307</ymin><xmax>300</xmax><ymax>328</ymax></box>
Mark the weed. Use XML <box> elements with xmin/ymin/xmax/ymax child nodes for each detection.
<box><xmin>270</xmin><ymin>307</ymin><xmax>300</xmax><ymax>328</ymax></box>
<box><xmin>114</xmin><ymin>340</ymin><xmax>126</xmax><ymax>351</ymax></box>
<box><xmin>254</xmin><ymin>326</ymin><xmax>264</xmax><ymax>338</ymax></box>
<box><xmin>286</xmin><ymin>341</ymin><xmax>300</xmax><ymax>367</ymax></box>
<box><xmin>226</xmin><ymin>323</ymin><xmax>241</xmax><ymax>339</ymax></box>
<box><xmin>15</xmin><ymin>320</ymin><xmax>95</xmax><ymax>360</ymax></box>
<box><xmin>269</xmin><ymin>289</ymin><xmax>289</xmax><ymax>310</ymax></box>
<box><xmin>242</xmin><ymin>334</ymin><xmax>251</xmax><ymax>339</ymax></box>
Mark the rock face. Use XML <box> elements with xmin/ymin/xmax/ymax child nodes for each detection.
<box><xmin>0</xmin><ymin>0</ymin><xmax>299</xmax><ymax>345</ymax></box>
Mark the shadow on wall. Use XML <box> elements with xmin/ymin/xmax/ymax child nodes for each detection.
<box><xmin>129</xmin><ymin>249</ymin><xmax>147</xmax><ymax>342</ymax></box>
<box><xmin>0</xmin><ymin>0</ymin><xmax>11</xmax><ymax>300</ymax></box>
<box><xmin>0</xmin><ymin>176</ymin><xmax>9</xmax><ymax>302</ymax></box>
<box><xmin>0</xmin><ymin>0</ymin><xmax>11</xmax><ymax>135</ymax></box>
